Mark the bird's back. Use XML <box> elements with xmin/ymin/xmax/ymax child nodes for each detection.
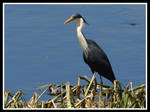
<box><xmin>83</xmin><ymin>39</ymin><xmax>116</xmax><ymax>82</ymax></box>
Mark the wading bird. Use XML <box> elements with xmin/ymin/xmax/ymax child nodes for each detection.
<box><xmin>64</xmin><ymin>14</ymin><xmax>116</xmax><ymax>84</ymax></box>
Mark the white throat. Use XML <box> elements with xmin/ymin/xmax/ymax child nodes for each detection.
<box><xmin>75</xmin><ymin>18</ymin><xmax>89</xmax><ymax>56</ymax></box>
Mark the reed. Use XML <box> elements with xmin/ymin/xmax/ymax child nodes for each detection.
<box><xmin>4</xmin><ymin>75</ymin><xmax>146</xmax><ymax>108</ymax></box>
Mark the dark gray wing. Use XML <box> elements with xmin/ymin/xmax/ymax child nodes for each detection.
<box><xmin>85</xmin><ymin>39</ymin><xmax>116</xmax><ymax>82</ymax></box>
<box><xmin>87</xmin><ymin>39</ymin><xmax>110</xmax><ymax>64</ymax></box>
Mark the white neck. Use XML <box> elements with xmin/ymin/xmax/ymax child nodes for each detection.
<box><xmin>75</xmin><ymin>18</ymin><xmax>89</xmax><ymax>56</ymax></box>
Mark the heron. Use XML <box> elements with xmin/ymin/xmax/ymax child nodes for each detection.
<box><xmin>64</xmin><ymin>13</ymin><xmax>116</xmax><ymax>84</ymax></box>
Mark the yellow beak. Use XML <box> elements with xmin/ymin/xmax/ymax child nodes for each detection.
<box><xmin>64</xmin><ymin>17</ymin><xmax>74</xmax><ymax>24</ymax></box>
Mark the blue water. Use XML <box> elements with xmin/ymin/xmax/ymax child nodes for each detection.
<box><xmin>4</xmin><ymin>4</ymin><xmax>146</xmax><ymax>101</ymax></box>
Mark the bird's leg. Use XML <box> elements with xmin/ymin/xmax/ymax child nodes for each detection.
<box><xmin>93</xmin><ymin>73</ymin><xmax>97</xmax><ymax>100</ymax></box>
<box><xmin>100</xmin><ymin>75</ymin><xmax>103</xmax><ymax>87</ymax></box>
<box><xmin>99</xmin><ymin>75</ymin><xmax>103</xmax><ymax>102</ymax></box>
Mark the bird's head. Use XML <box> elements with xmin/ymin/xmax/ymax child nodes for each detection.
<box><xmin>64</xmin><ymin>13</ymin><xmax>88</xmax><ymax>25</ymax></box>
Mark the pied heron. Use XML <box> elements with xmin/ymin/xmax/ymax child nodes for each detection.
<box><xmin>64</xmin><ymin>14</ymin><xmax>116</xmax><ymax>84</ymax></box>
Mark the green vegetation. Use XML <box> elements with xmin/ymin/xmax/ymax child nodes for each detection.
<box><xmin>4</xmin><ymin>75</ymin><xmax>146</xmax><ymax>108</ymax></box>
